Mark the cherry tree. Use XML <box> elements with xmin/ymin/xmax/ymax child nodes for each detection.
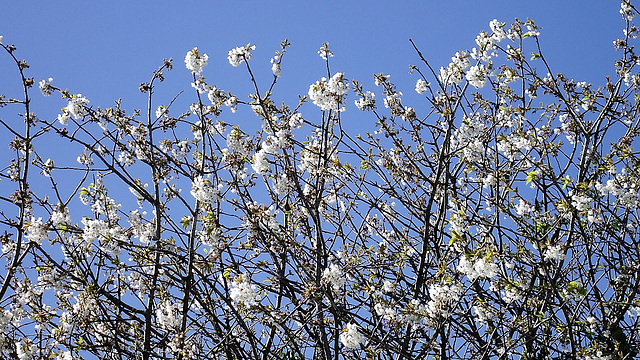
<box><xmin>1</xmin><ymin>2</ymin><xmax>640</xmax><ymax>360</ymax></box>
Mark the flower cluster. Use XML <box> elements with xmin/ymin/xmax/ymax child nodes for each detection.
<box><xmin>229</xmin><ymin>274</ymin><xmax>260</xmax><ymax>306</ymax></box>
<box><xmin>322</xmin><ymin>263</ymin><xmax>346</xmax><ymax>292</ymax></box>
<box><xmin>354</xmin><ymin>91</ymin><xmax>376</xmax><ymax>110</ymax></box>
<box><xmin>308</xmin><ymin>72</ymin><xmax>349</xmax><ymax>111</ymax></box>
<box><xmin>190</xmin><ymin>176</ymin><xmax>222</xmax><ymax>204</ymax></box>
<box><xmin>228</xmin><ymin>44</ymin><xmax>255</xmax><ymax>67</ymax></box>
<box><xmin>58</xmin><ymin>93</ymin><xmax>90</xmax><ymax>125</ymax></box>
<box><xmin>185</xmin><ymin>47</ymin><xmax>208</xmax><ymax>75</ymax></box>
<box><xmin>426</xmin><ymin>282</ymin><xmax>462</xmax><ymax>319</ymax></box>
<box><xmin>457</xmin><ymin>255</ymin><xmax>499</xmax><ymax>281</ymax></box>
<box><xmin>340</xmin><ymin>323</ymin><xmax>364</xmax><ymax>349</ymax></box>
<box><xmin>39</xmin><ymin>77</ymin><xmax>53</xmax><ymax>96</ymax></box>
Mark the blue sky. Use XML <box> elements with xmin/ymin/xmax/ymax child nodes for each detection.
<box><xmin>1</xmin><ymin>1</ymin><xmax>623</xmax><ymax>116</ymax></box>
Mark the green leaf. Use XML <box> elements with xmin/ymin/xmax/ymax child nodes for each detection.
<box><xmin>526</xmin><ymin>171</ymin><xmax>538</xmax><ymax>184</ymax></box>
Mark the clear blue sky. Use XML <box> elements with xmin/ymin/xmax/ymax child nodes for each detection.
<box><xmin>1</xmin><ymin>1</ymin><xmax>623</xmax><ymax>117</ymax></box>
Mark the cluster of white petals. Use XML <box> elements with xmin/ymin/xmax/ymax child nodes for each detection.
<box><xmin>497</xmin><ymin>133</ymin><xmax>532</xmax><ymax>161</ymax></box>
<box><xmin>453</xmin><ymin>116</ymin><xmax>487</xmax><ymax>163</ymax></box>
<box><xmin>583</xmin><ymin>350</ymin><xmax>612</xmax><ymax>360</ymax></box>
<box><xmin>156</xmin><ymin>301</ymin><xmax>181</xmax><ymax>331</ymax></box>
<box><xmin>59</xmin><ymin>94</ymin><xmax>89</xmax><ymax>124</ymax></box>
<box><xmin>322</xmin><ymin>263</ymin><xmax>346</xmax><ymax>291</ymax></box>
<box><xmin>229</xmin><ymin>274</ymin><xmax>259</xmax><ymax>306</ymax></box>
<box><xmin>415</xmin><ymin>79</ymin><xmax>429</xmax><ymax>94</ymax></box>
<box><xmin>457</xmin><ymin>256</ymin><xmax>499</xmax><ymax>281</ymax></box>
<box><xmin>514</xmin><ymin>199</ymin><xmax>534</xmax><ymax>216</ymax></box>
<box><xmin>544</xmin><ymin>244</ymin><xmax>566</xmax><ymax>261</ymax></box>
<box><xmin>465</xmin><ymin>64</ymin><xmax>487</xmax><ymax>88</ymax></box>
<box><xmin>308</xmin><ymin>72</ymin><xmax>349</xmax><ymax>111</ymax></box>
<box><xmin>354</xmin><ymin>91</ymin><xmax>376</xmax><ymax>110</ymax></box>
<box><xmin>25</xmin><ymin>216</ymin><xmax>47</xmax><ymax>245</ymax></box>
<box><xmin>39</xmin><ymin>77</ymin><xmax>53</xmax><ymax>96</ymax></box>
<box><xmin>426</xmin><ymin>282</ymin><xmax>462</xmax><ymax>319</ymax></box>
<box><xmin>185</xmin><ymin>47</ymin><xmax>208</xmax><ymax>75</ymax></box>
<box><xmin>595</xmin><ymin>173</ymin><xmax>640</xmax><ymax>209</ymax></box>
<box><xmin>340</xmin><ymin>323</ymin><xmax>364</xmax><ymax>349</ymax></box>
<box><xmin>439</xmin><ymin>52</ymin><xmax>471</xmax><ymax>86</ymax></box>
<box><xmin>228</xmin><ymin>44</ymin><xmax>255</xmax><ymax>67</ymax></box>
<box><xmin>190</xmin><ymin>176</ymin><xmax>222</xmax><ymax>204</ymax></box>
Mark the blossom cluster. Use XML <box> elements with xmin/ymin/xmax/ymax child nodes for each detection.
<box><xmin>308</xmin><ymin>72</ymin><xmax>349</xmax><ymax>111</ymax></box>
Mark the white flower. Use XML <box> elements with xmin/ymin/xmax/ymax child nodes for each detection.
<box><xmin>51</xmin><ymin>205</ymin><xmax>71</xmax><ymax>226</ymax></box>
<box><xmin>156</xmin><ymin>105</ymin><xmax>168</xmax><ymax>119</ymax></box>
<box><xmin>39</xmin><ymin>77</ymin><xmax>54</xmax><ymax>96</ymax></box>
<box><xmin>190</xmin><ymin>176</ymin><xmax>221</xmax><ymax>204</ymax></box>
<box><xmin>501</xmin><ymin>288</ymin><xmax>522</xmax><ymax>304</ymax></box>
<box><xmin>15</xmin><ymin>340</ymin><xmax>37</xmax><ymax>360</ymax></box>
<box><xmin>228</xmin><ymin>44</ymin><xmax>255</xmax><ymax>67</ymax></box>
<box><xmin>65</xmin><ymin>94</ymin><xmax>90</xmax><ymax>120</ymax></box>
<box><xmin>383</xmin><ymin>280</ymin><xmax>394</xmax><ymax>293</ymax></box>
<box><xmin>285</xmin><ymin>113</ymin><xmax>302</xmax><ymax>129</ymax></box>
<box><xmin>583</xmin><ymin>350</ymin><xmax>611</xmax><ymax>360</ymax></box>
<box><xmin>252</xmin><ymin>149</ymin><xmax>270</xmax><ymax>175</ymax></box>
<box><xmin>354</xmin><ymin>91</ymin><xmax>376</xmax><ymax>110</ymax></box>
<box><xmin>185</xmin><ymin>47</ymin><xmax>208</xmax><ymax>75</ymax></box>
<box><xmin>570</xmin><ymin>192</ymin><xmax>590</xmax><ymax>211</ymax></box>
<box><xmin>544</xmin><ymin>244</ymin><xmax>565</xmax><ymax>261</ymax></box>
<box><xmin>273</xmin><ymin>174</ymin><xmax>291</xmax><ymax>195</ymax></box>
<box><xmin>458</xmin><ymin>256</ymin><xmax>498</xmax><ymax>281</ymax></box>
<box><xmin>514</xmin><ymin>199</ymin><xmax>534</xmax><ymax>216</ymax></box>
<box><xmin>473</xmin><ymin>304</ymin><xmax>495</xmax><ymax>326</ymax></box>
<box><xmin>322</xmin><ymin>263</ymin><xmax>346</xmax><ymax>291</ymax></box>
<box><xmin>56</xmin><ymin>351</ymin><xmax>73</xmax><ymax>360</ymax></box>
<box><xmin>26</xmin><ymin>216</ymin><xmax>48</xmax><ymax>245</ymax></box>
<box><xmin>439</xmin><ymin>51</ymin><xmax>471</xmax><ymax>86</ymax></box>
<box><xmin>621</xmin><ymin>1</ymin><xmax>635</xmax><ymax>20</ymax></box>
<box><xmin>308</xmin><ymin>72</ymin><xmax>348</xmax><ymax>111</ymax></box>
<box><xmin>426</xmin><ymin>282</ymin><xmax>462</xmax><ymax>319</ymax></box>
<box><xmin>270</xmin><ymin>55</ymin><xmax>281</xmax><ymax>77</ymax></box>
<box><xmin>340</xmin><ymin>323</ymin><xmax>364</xmax><ymax>349</ymax></box>
<box><xmin>318</xmin><ymin>43</ymin><xmax>334</xmax><ymax>60</ymax></box>
<box><xmin>415</xmin><ymin>79</ymin><xmax>429</xmax><ymax>94</ymax></box>
<box><xmin>489</xmin><ymin>19</ymin><xmax>508</xmax><ymax>42</ymax></box>
<box><xmin>453</xmin><ymin>116</ymin><xmax>486</xmax><ymax>163</ymax></box>
<box><xmin>57</xmin><ymin>111</ymin><xmax>71</xmax><ymax>125</ymax></box>
<box><xmin>230</xmin><ymin>274</ymin><xmax>259</xmax><ymax>306</ymax></box>
<box><xmin>156</xmin><ymin>301</ymin><xmax>181</xmax><ymax>331</ymax></box>
<box><xmin>466</xmin><ymin>65</ymin><xmax>487</xmax><ymax>88</ymax></box>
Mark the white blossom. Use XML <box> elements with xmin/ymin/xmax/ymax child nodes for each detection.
<box><xmin>252</xmin><ymin>149</ymin><xmax>270</xmax><ymax>175</ymax></box>
<box><xmin>39</xmin><ymin>77</ymin><xmax>54</xmax><ymax>96</ymax></box>
<box><xmin>544</xmin><ymin>244</ymin><xmax>566</xmax><ymax>261</ymax></box>
<box><xmin>228</xmin><ymin>44</ymin><xmax>255</xmax><ymax>67</ymax></box>
<box><xmin>270</xmin><ymin>55</ymin><xmax>281</xmax><ymax>77</ymax></box>
<box><xmin>230</xmin><ymin>274</ymin><xmax>259</xmax><ymax>306</ymax></box>
<box><xmin>308</xmin><ymin>72</ymin><xmax>348</xmax><ymax>111</ymax></box>
<box><xmin>515</xmin><ymin>199</ymin><xmax>534</xmax><ymax>216</ymax></box>
<box><xmin>156</xmin><ymin>301</ymin><xmax>181</xmax><ymax>331</ymax></box>
<box><xmin>185</xmin><ymin>47</ymin><xmax>208</xmax><ymax>75</ymax></box>
<box><xmin>56</xmin><ymin>351</ymin><xmax>73</xmax><ymax>360</ymax></box>
<box><xmin>51</xmin><ymin>205</ymin><xmax>71</xmax><ymax>226</ymax></box>
<box><xmin>322</xmin><ymin>263</ymin><xmax>346</xmax><ymax>291</ymax></box>
<box><xmin>190</xmin><ymin>176</ymin><xmax>222</xmax><ymax>204</ymax></box>
<box><xmin>458</xmin><ymin>256</ymin><xmax>499</xmax><ymax>281</ymax></box>
<box><xmin>25</xmin><ymin>216</ymin><xmax>48</xmax><ymax>245</ymax></box>
<box><xmin>354</xmin><ymin>91</ymin><xmax>376</xmax><ymax>110</ymax></box>
<box><xmin>65</xmin><ymin>94</ymin><xmax>90</xmax><ymax>120</ymax></box>
<box><xmin>415</xmin><ymin>79</ymin><xmax>429</xmax><ymax>94</ymax></box>
<box><xmin>340</xmin><ymin>323</ymin><xmax>364</xmax><ymax>349</ymax></box>
<box><xmin>466</xmin><ymin>64</ymin><xmax>487</xmax><ymax>88</ymax></box>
